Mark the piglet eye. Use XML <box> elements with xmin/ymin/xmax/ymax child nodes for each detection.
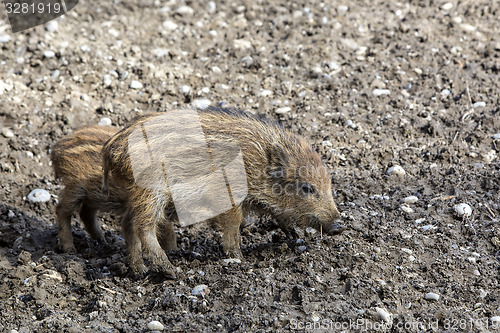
<box><xmin>299</xmin><ymin>182</ymin><xmax>316</xmax><ymax>196</ymax></box>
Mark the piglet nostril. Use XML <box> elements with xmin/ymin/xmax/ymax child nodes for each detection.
<box><xmin>326</xmin><ymin>222</ymin><xmax>346</xmax><ymax>235</ymax></box>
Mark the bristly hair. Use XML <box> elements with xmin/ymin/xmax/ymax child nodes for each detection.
<box><xmin>203</xmin><ymin>106</ymin><xmax>255</xmax><ymax>118</ymax></box>
<box><xmin>202</xmin><ymin>106</ymin><xmax>276</xmax><ymax>126</ymax></box>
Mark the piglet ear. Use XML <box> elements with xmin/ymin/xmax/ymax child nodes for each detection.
<box><xmin>269</xmin><ymin>142</ymin><xmax>289</xmax><ymax>166</ymax></box>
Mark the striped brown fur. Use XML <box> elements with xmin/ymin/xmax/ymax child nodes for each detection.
<box><xmin>102</xmin><ymin>107</ymin><xmax>341</xmax><ymax>277</ymax></box>
<box><xmin>51</xmin><ymin>126</ymin><xmax>125</xmax><ymax>253</ymax></box>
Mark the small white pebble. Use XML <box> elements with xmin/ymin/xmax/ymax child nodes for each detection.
<box><xmin>311</xmin><ymin>66</ymin><xmax>323</xmax><ymax>76</ymax></box>
<box><xmin>152</xmin><ymin>49</ymin><xmax>169</xmax><ymax>59</ymax></box>
<box><xmin>298</xmin><ymin>245</ymin><xmax>307</xmax><ymax>252</ymax></box>
<box><xmin>241</xmin><ymin>56</ymin><xmax>254</xmax><ymax>67</ymax></box>
<box><xmin>80</xmin><ymin>94</ymin><xmax>90</xmax><ymax>101</ymax></box>
<box><xmin>442</xmin><ymin>2</ymin><xmax>453</xmax><ymax>10</ymax></box>
<box><xmin>421</xmin><ymin>224</ymin><xmax>435</xmax><ymax>231</ymax></box>
<box><xmin>51</xmin><ymin>69</ymin><xmax>61</xmax><ymax>79</ymax></box>
<box><xmin>310</xmin><ymin>313</ymin><xmax>321</xmax><ymax>322</ymax></box>
<box><xmin>162</xmin><ymin>20</ymin><xmax>178</xmax><ymax>31</ymax></box>
<box><xmin>43</xmin><ymin>50</ymin><xmax>56</xmax><ymax>58</ymax></box>
<box><xmin>370</xmin><ymin>194</ymin><xmax>390</xmax><ymax>200</ymax></box>
<box><xmin>108</xmin><ymin>29</ymin><xmax>119</xmax><ymax>38</ymax></box>
<box><xmin>0</xmin><ymin>34</ymin><xmax>11</xmax><ymax>43</ymax></box>
<box><xmin>454</xmin><ymin>203</ymin><xmax>472</xmax><ymax>217</ymax></box>
<box><xmin>338</xmin><ymin>5</ymin><xmax>349</xmax><ymax>13</ymax></box>
<box><xmin>191</xmin><ymin>99</ymin><xmax>211</xmax><ymax>109</ymax></box>
<box><xmin>27</xmin><ymin>189</ymin><xmax>51</xmax><ymax>203</ymax></box>
<box><xmin>424</xmin><ymin>292</ymin><xmax>440</xmax><ymax>301</ymax></box>
<box><xmin>483</xmin><ymin>150</ymin><xmax>496</xmax><ymax>163</ymax></box>
<box><xmin>180</xmin><ymin>85</ymin><xmax>191</xmax><ymax>95</ymax></box>
<box><xmin>460</xmin><ymin>23</ymin><xmax>476</xmax><ymax>32</ymax></box>
<box><xmin>328</xmin><ymin>62</ymin><xmax>340</xmax><ymax>70</ymax></box>
<box><xmin>441</xmin><ymin>89</ymin><xmax>451</xmax><ymax>98</ymax></box>
<box><xmin>200</xmin><ymin>87</ymin><xmax>210</xmax><ymax>94</ymax></box>
<box><xmin>207</xmin><ymin>1</ymin><xmax>216</xmax><ymax>14</ymax></box>
<box><xmin>222</xmin><ymin>258</ymin><xmax>241</xmax><ymax>264</ymax></box>
<box><xmin>373</xmin><ymin>89</ymin><xmax>390</xmax><ymax>96</ymax></box>
<box><xmin>305</xmin><ymin>227</ymin><xmax>317</xmax><ymax>235</ymax></box>
<box><xmin>403</xmin><ymin>196</ymin><xmax>419</xmax><ymax>204</ymax></box>
<box><xmin>103</xmin><ymin>75</ymin><xmax>112</xmax><ymax>87</ymax></box>
<box><xmin>233</xmin><ymin>39</ymin><xmax>252</xmax><ymax>50</ymax></box>
<box><xmin>260</xmin><ymin>89</ymin><xmax>273</xmax><ymax>97</ymax></box>
<box><xmin>8</xmin><ymin>210</ymin><xmax>15</xmax><ymax>218</ymax></box>
<box><xmin>2</xmin><ymin>128</ymin><xmax>14</xmax><ymax>138</ymax></box>
<box><xmin>322</xmin><ymin>140</ymin><xmax>333</xmax><ymax>147</ymax></box>
<box><xmin>473</xmin><ymin>101</ymin><xmax>486</xmax><ymax>108</ymax></box>
<box><xmin>275</xmin><ymin>106</ymin><xmax>291</xmax><ymax>114</ymax></box>
<box><xmin>45</xmin><ymin>21</ymin><xmax>59</xmax><ymax>32</ymax></box>
<box><xmin>492</xmin><ymin>133</ymin><xmax>500</xmax><ymax>140</ymax></box>
<box><xmin>130</xmin><ymin>80</ymin><xmax>143</xmax><ymax>89</ymax></box>
<box><xmin>401</xmin><ymin>248</ymin><xmax>413</xmax><ymax>255</ymax></box>
<box><xmin>490</xmin><ymin>316</ymin><xmax>500</xmax><ymax>324</ymax></box>
<box><xmin>147</xmin><ymin>320</ymin><xmax>164</xmax><ymax>331</ymax></box>
<box><xmin>175</xmin><ymin>5</ymin><xmax>194</xmax><ymax>15</ymax></box>
<box><xmin>98</xmin><ymin>117</ymin><xmax>112</xmax><ymax>126</ymax></box>
<box><xmin>473</xmin><ymin>269</ymin><xmax>481</xmax><ymax>276</ymax></box>
<box><xmin>192</xmin><ymin>284</ymin><xmax>209</xmax><ymax>296</ymax></box>
<box><xmin>387</xmin><ymin>165</ymin><xmax>406</xmax><ymax>176</ymax></box>
<box><xmin>345</xmin><ymin>119</ymin><xmax>357</xmax><ymax>129</ymax></box>
<box><xmin>375</xmin><ymin>307</ymin><xmax>392</xmax><ymax>323</ymax></box>
<box><xmin>400</xmin><ymin>205</ymin><xmax>414</xmax><ymax>214</ymax></box>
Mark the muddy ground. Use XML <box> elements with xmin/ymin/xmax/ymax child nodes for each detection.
<box><xmin>0</xmin><ymin>0</ymin><xmax>499</xmax><ymax>332</ymax></box>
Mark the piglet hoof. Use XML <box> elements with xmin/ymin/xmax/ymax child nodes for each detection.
<box><xmin>283</xmin><ymin>227</ymin><xmax>301</xmax><ymax>240</ymax></box>
<box><xmin>325</xmin><ymin>222</ymin><xmax>347</xmax><ymax>235</ymax></box>
<box><xmin>88</xmin><ymin>230</ymin><xmax>107</xmax><ymax>244</ymax></box>
<box><xmin>130</xmin><ymin>261</ymin><xmax>148</xmax><ymax>276</ymax></box>
<box><xmin>97</xmin><ymin>235</ymin><xmax>108</xmax><ymax>245</ymax></box>
<box><xmin>151</xmin><ymin>265</ymin><xmax>177</xmax><ymax>280</ymax></box>
<box><xmin>134</xmin><ymin>264</ymin><xmax>148</xmax><ymax>275</ymax></box>
<box><xmin>60</xmin><ymin>242</ymin><xmax>77</xmax><ymax>254</ymax></box>
<box><xmin>224</xmin><ymin>248</ymin><xmax>243</xmax><ymax>260</ymax></box>
<box><xmin>162</xmin><ymin>269</ymin><xmax>177</xmax><ymax>280</ymax></box>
